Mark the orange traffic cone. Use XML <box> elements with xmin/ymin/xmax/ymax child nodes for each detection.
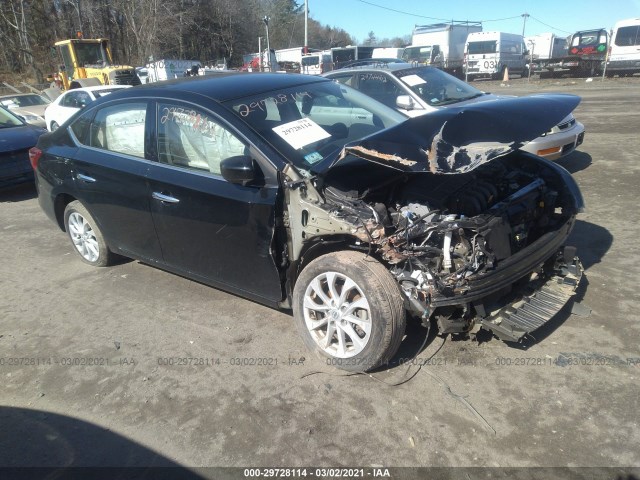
<box><xmin>503</xmin><ymin>66</ymin><xmax>510</xmax><ymax>82</ymax></box>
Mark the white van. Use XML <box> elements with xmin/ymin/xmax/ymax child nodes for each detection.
<box><xmin>301</xmin><ymin>51</ymin><xmax>332</xmax><ymax>75</ymax></box>
<box><xmin>464</xmin><ymin>31</ymin><xmax>528</xmax><ymax>80</ymax></box>
<box><xmin>606</xmin><ymin>18</ymin><xmax>640</xmax><ymax>76</ymax></box>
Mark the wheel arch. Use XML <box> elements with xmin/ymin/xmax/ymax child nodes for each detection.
<box><xmin>286</xmin><ymin>234</ymin><xmax>381</xmax><ymax>295</ymax></box>
<box><xmin>54</xmin><ymin>193</ymin><xmax>77</xmax><ymax>231</ymax></box>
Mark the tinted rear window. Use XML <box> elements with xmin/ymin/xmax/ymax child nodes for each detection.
<box><xmin>302</xmin><ymin>56</ymin><xmax>319</xmax><ymax>66</ymax></box>
<box><xmin>615</xmin><ymin>25</ymin><xmax>640</xmax><ymax>47</ymax></box>
<box><xmin>467</xmin><ymin>41</ymin><xmax>497</xmax><ymax>55</ymax></box>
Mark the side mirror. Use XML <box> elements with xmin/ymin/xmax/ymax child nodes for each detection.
<box><xmin>396</xmin><ymin>95</ymin><xmax>415</xmax><ymax>111</ymax></box>
<box><xmin>221</xmin><ymin>155</ymin><xmax>258</xmax><ymax>186</ymax></box>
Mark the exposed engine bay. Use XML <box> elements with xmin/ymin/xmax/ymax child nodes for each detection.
<box><xmin>284</xmin><ymin>150</ymin><xmax>583</xmax><ymax>341</ymax></box>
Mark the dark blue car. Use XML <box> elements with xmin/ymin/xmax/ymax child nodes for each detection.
<box><xmin>0</xmin><ymin>106</ymin><xmax>46</xmax><ymax>187</ymax></box>
<box><xmin>31</xmin><ymin>73</ymin><xmax>585</xmax><ymax>372</ymax></box>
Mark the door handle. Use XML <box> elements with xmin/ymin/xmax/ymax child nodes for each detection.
<box><xmin>77</xmin><ymin>173</ymin><xmax>96</xmax><ymax>183</ymax></box>
<box><xmin>152</xmin><ymin>192</ymin><xmax>180</xmax><ymax>204</ymax></box>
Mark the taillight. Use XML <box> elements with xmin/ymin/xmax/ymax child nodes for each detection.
<box><xmin>29</xmin><ymin>147</ymin><xmax>42</xmax><ymax>170</ymax></box>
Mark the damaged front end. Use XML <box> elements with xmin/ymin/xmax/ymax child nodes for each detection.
<box><xmin>285</xmin><ymin>94</ymin><xmax>585</xmax><ymax>342</ymax></box>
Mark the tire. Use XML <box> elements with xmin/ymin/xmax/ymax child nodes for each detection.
<box><xmin>63</xmin><ymin>200</ymin><xmax>114</xmax><ymax>267</ymax></box>
<box><xmin>293</xmin><ymin>251</ymin><xmax>406</xmax><ymax>372</ymax></box>
<box><xmin>50</xmin><ymin>121</ymin><xmax>59</xmax><ymax>131</ymax></box>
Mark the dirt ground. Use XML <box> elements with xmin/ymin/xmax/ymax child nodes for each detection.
<box><xmin>1</xmin><ymin>75</ymin><xmax>639</xmax><ymax>478</ymax></box>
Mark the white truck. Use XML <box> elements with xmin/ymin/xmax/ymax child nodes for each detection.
<box><xmin>464</xmin><ymin>31</ymin><xmax>528</xmax><ymax>80</ymax></box>
<box><xmin>402</xmin><ymin>22</ymin><xmax>482</xmax><ymax>77</ymax></box>
<box><xmin>275</xmin><ymin>47</ymin><xmax>322</xmax><ymax>73</ymax></box>
<box><xmin>372</xmin><ymin>47</ymin><xmax>404</xmax><ymax>59</ymax></box>
<box><xmin>525</xmin><ymin>33</ymin><xmax>568</xmax><ymax>77</ymax></box>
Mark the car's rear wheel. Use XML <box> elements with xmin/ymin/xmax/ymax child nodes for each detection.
<box><xmin>50</xmin><ymin>121</ymin><xmax>59</xmax><ymax>131</ymax></box>
<box><xmin>64</xmin><ymin>201</ymin><xmax>114</xmax><ymax>267</ymax></box>
<box><xmin>293</xmin><ymin>251</ymin><xmax>406</xmax><ymax>372</ymax></box>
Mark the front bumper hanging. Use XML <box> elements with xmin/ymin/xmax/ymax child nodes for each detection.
<box><xmin>478</xmin><ymin>247</ymin><xmax>583</xmax><ymax>342</ymax></box>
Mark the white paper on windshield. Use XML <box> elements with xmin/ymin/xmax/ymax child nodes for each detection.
<box><xmin>401</xmin><ymin>74</ymin><xmax>427</xmax><ymax>87</ymax></box>
<box><xmin>272</xmin><ymin>118</ymin><xmax>330</xmax><ymax>150</ymax></box>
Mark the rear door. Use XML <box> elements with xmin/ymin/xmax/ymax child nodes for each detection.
<box><xmin>466</xmin><ymin>39</ymin><xmax>499</xmax><ymax>75</ymax></box>
<box><xmin>146</xmin><ymin>100</ymin><xmax>283</xmax><ymax>303</ymax></box>
<box><xmin>68</xmin><ymin>100</ymin><xmax>162</xmax><ymax>260</ymax></box>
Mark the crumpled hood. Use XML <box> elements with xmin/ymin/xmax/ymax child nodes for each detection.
<box><xmin>322</xmin><ymin>94</ymin><xmax>580</xmax><ymax>175</ymax></box>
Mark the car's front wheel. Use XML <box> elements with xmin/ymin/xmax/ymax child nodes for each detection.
<box><xmin>293</xmin><ymin>251</ymin><xmax>406</xmax><ymax>372</ymax></box>
<box><xmin>64</xmin><ymin>201</ymin><xmax>114</xmax><ymax>267</ymax></box>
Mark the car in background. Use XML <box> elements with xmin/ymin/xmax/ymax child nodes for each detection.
<box><xmin>32</xmin><ymin>73</ymin><xmax>584</xmax><ymax>371</ymax></box>
<box><xmin>0</xmin><ymin>93</ymin><xmax>50</xmax><ymax>128</ymax></box>
<box><xmin>44</xmin><ymin>85</ymin><xmax>131</xmax><ymax>131</ymax></box>
<box><xmin>323</xmin><ymin>62</ymin><xmax>585</xmax><ymax>160</ymax></box>
<box><xmin>0</xmin><ymin>106</ymin><xmax>46</xmax><ymax>187</ymax></box>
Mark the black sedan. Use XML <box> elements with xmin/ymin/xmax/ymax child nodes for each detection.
<box><xmin>32</xmin><ymin>73</ymin><xmax>584</xmax><ymax>371</ymax></box>
<box><xmin>0</xmin><ymin>106</ymin><xmax>46</xmax><ymax>187</ymax></box>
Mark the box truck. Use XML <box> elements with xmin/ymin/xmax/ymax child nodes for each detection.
<box><xmin>402</xmin><ymin>22</ymin><xmax>482</xmax><ymax>77</ymax></box>
<box><xmin>525</xmin><ymin>32</ymin><xmax>568</xmax><ymax>77</ymax></box>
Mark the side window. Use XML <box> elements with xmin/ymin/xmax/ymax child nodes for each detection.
<box><xmin>69</xmin><ymin>109</ymin><xmax>95</xmax><ymax>144</ymax></box>
<box><xmin>62</xmin><ymin>92</ymin><xmax>77</xmax><ymax>108</ymax></box>
<box><xmin>330</xmin><ymin>74</ymin><xmax>354</xmax><ymax>86</ymax></box>
<box><xmin>357</xmin><ymin>73</ymin><xmax>402</xmax><ymax>108</ymax></box>
<box><xmin>157</xmin><ymin>103</ymin><xmax>246</xmax><ymax>176</ymax></box>
<box><xmin>615</xmin><ymin>26</ymin><xmax>640</xmax><ymax>46</ymax></box>
<box><xmin>89</xmin><ymin>102</ymin><xmax>146</xmax><ymax>157</ymax></box>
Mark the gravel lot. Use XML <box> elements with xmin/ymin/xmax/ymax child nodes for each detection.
<box><xmin>1</xmin><ymin>75</ymin><xmax>639</xmax><ymax>478</ymax></box>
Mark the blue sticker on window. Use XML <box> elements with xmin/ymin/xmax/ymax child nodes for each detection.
<box><xmin>304</xmin><ymin>151</ymin><xmax>324</xmax><ymax>164</ymax></box>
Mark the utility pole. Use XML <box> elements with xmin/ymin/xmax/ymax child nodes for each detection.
<box><xmin>521</xmin><ymin>13</ymin><xmax>530</xmax><ymax>37</ymax></box>
<box><xmin>304</xmin><ymin>0</ymin><xmax>309</xmax><ymax>54</ymax></box>
<box><xmin>263</xmin><ymin>16</ymin><xmax>271</xmax><ymax>72</ymax></box>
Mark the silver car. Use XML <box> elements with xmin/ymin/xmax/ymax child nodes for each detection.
<box><xmin>323</xmin><ymin>63</ymin><xmax>585</xmax><ymax>160</ymax></box>
<box><xmin>0</xmin><ymin>93</ymin><xmax>50</xmax><ymax>128</ymax></box>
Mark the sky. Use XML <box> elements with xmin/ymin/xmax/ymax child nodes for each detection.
<box><xmin>307</xmin><ymin>0</ymin><xmax>640</xmax><ymax>43</ymax></box>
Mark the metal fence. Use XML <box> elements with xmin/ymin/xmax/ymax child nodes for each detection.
<box><xmin>0</xmin><ymin>82</ymin><xmax>51</xmax><ymax>97</ymax></box>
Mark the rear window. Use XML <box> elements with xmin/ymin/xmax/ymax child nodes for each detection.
<box><xmin>302</xmin><ymin>56</ymin><xmax>319</xmax><ymax>67</ymax></box>
<box><xmin>615</xmin><ymin>25</ymin><xmax>640</xmax><ymax>47</ymax></box>
<box><xmin>467</xmin><ymin>41</ymin><xmax>497</xmax><ymax>55</ymax></box>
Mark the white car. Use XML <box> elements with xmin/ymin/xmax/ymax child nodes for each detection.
<box><xmin>44</xmin><ymin>85</ymin><xmax>131</xmax><ymax>131</ymax></box>
<box><xmin>324</xmin><ymin>63</ymin><xmax>585</xmax><ymax>160</ymax></box>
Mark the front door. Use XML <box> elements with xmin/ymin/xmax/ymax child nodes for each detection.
<box><xmin>146</xmin><ymin>101</ymin><xmax>283</xmax><ymax>303</ymax></box>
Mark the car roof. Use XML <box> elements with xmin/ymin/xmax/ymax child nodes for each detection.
<box><xmin>61</xmin><ymin>85</ymin><xmax>131</xmax><ymax>95</ymax></box>
<box><xmin>119</xmin><ymin>72</ymin><xmax>329</xmax><ymax>102</ymax></box>
<box><xmin>324</xmin><ymin>62</ymin><xmax>425</xmax><ymax>76</ymax></box>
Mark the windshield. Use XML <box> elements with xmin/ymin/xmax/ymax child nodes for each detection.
<box><xmin>224</xmin><ymin>80</ymin><xmax>405</xmax><ymax>172</ymax></box>
<box><xmin>0</xmin><ymin>106</ymin><xmax>25</xmax><ymax>128</ymax></box>
<box><xmin>75</xmin><ymin>42</ymin><xmax>108</xmax><ymax>66</ymax></box>
<box><xmin>402</xmin><ymin>46</ymin><xmax>433</xmax><ymax>63</ymax></box>
<box><xmin>0</xmin><ymin>94</ymin><xmax>49</xmax><ymax>108</ymax></box>
<box><xmin>394</xmin><ymin>67</ymin><xmax>484</xmax><ymax>106</ymax></box>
